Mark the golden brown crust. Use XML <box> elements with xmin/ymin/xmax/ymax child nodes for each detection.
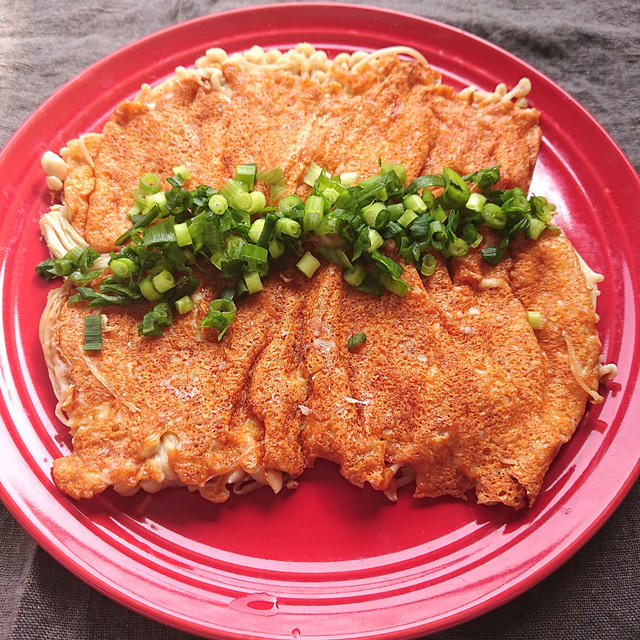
<box><xmin>48</xmin><ymin>277</ymin><xmax>284</xmax><ymax>500</ymax></box>
<box><xmin>421</xmin><ymin>85</ymin><xmax>541</xmax><ymax>191</ymax></box>
<box><xmin>56</xmin><ymin>48</ymin><xmax>538</xmax><ymax>252</ymax></box>
<box><xmin>509</xmin><ymin>230</ymin><xmax>602</xmax><ymax>503</ymax></box>
<box><xmin>39</xmin><ymin>45</ymin><xmax>603</xmax><ymax>509</ymax></box>
<box><xmin>60</xmin><ymin>134</ymin><xmax>102</xmax><ymax>238</ymax></box>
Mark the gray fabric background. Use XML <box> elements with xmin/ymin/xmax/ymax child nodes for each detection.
<box><xmin>1</xmin><ymin>1</ymin><xmax>638</xmax><ymax>638</ymax></box>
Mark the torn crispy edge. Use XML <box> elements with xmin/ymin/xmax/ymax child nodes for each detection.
<box><xmin>573</xmin><ymin>248</ymin><xmax>617</xmax><ymax>383</ymax></box>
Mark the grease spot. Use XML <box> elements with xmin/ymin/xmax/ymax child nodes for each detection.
<box><xmin>229</xmin><ymin>592</ymin><xmax>279</xmax><ymax>616</ymax></box>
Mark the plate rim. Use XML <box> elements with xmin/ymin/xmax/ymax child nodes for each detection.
<box><xmin>1</xmin><ymin>3</ymin><xmax>639</xmax><ymax>639</ymax></box>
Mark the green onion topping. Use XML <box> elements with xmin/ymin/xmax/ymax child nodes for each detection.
<box><xmin>297</xmin><ymin>251</ymin><xmax>321</xmax><ymax>278</ymax></box>
<box><xmin>37</xmin><ymin>162</ymin><xmax>557</xmax><ymax>347</ymax></box>
<box><xmin>201</xmin><ymin>298</ymin><xmax>237</xmax><ymax>340</ymax></box>
<box><xmin>235</xmin><ymin>164</ymin><xmax>257</xmax><ymax>191</ymax></box>
<box><xmin>175</xmin><ymin>295</ymin><xmax>194</xmax><ymax>314</ymax></box>
<box><xmin>527</xmin><ymin>310</ymin><xmax>544</xmax><ymax>330</ymax></box>
<box><xmin>138</xmin><ymin>302</ymin><xmax>173</xmax><ymax>337</ymax></box>
<box><xmin>347</xmin><ymin>332</ymin><xmax>367</xmax><ymax>350</ymax></box>
<box><xmin>83</xmin><ymin>315</ymin><xmax>103</xmax><ymax>351</ymax></box>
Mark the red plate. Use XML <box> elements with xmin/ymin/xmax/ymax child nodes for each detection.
<box><xmin>0</xmin><ymin>4</ymin><xmax>638</xmax><ymax>639</ymax></box>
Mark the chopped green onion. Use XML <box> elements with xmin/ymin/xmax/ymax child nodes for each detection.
<box><xmin>140</xmin><ymin>276</ymin><xmax>162</xmax><ymax>301</ymax></box>
<box><xmin>321</xmin><ymin>187</ymin><xmax>339</xmax><ymax>203</ymax></box>
<box><xmin>240</xmin><ymin>243</ymin><xmax>268</xmax><ymax>264</ymax></box>
<box><xmin>278</xmin><ymin>194</ymin><xmax>303</xmax><ymax>218</ymax></box>
<box><xmin>527</xmin><ymin>216</ymin><xmax>547</xmax><ymax>240</ymax></box>
<box><xmin>46</xmin><ymin>163</ymin><xmax>557</xmax><ymax>346</ymax></box>
<box><xmin>140</xmin><ymin>173</ymin><xmax>161</xmax><ymax>193</ymax></box>
<box><xmin>353</xmin><ymin>275</ymin><xmax>385</xmax><ymax>296</ymax></box>
<box><xmin>83</xmin><ymin>315</ymin><xmax>103</xmax><ymax>351</ymax></box>
<box><xmin>471</xmin><ymin>232</ymin><xmax>483</xmax><ymax>248</ymax></box>
<box><xmin>175</xmin><ymin>295</ymin><xmax>194</xmax><ymax>314</ymax></box>
<box><xmin>245</xmin><ymin>271</ymin><xmax>264</xmax><ymax>294</ymax></box>
<box><xmin>481</xmin><ymin>245</ymin><xmax>505</xmax><ymax>266</ymax></box>
<box><xmin>151</xmin><ymin>269</ymin><xmax>175</xmax><ymax>294</ymax></box>
<box><xmin>316</xmin><ymin>214</ymin><xmax>342</xmax><ymax>235</ymax></box>
<box><xmin>235</xmin><ymin>164</ymin><xmax>257</xmax><ymax>191</ymax></box>
<box><xmin>145</xmin><ymin>191</ymin><xmax>167</xmax><ymax>211</ymax></box>
<box><xmin>387</xmin><ymin>202</ymin><xmax>404</xmax><ymax>221</ymax></box>
<box><xmin>362</xmin><ymin>202</ymin><xmax>390</xmax><ymax>229</ymax></box>
<box><xmin>133</xmin><ymin>187</ymin><xmax>149</xmax><ymax>206</ymax></box>
<box><xmin>403</xmin><ymin>193</ymin><xmax>427</xmax><ymax>214</ymax></box>
<box><xmin>270</xmin><ymin>181</ymin><xmax>286</xmax><ymax>201</ymax></box>
<box><xmin>249</xmin><ymin>218</ymin><xmax>266</xmax><ymax>243</ymax></box>
<box><xmin>527</xmin><ymin>311</ymin><xmax>544</xmax><ymax>330</ymax></box>
<box><xmin>304</xmin><ymin>195</ymin><xmax>324</xmax><ymax>231</ymax></box>
<box><xmin>317</xmin><ymin>247</ymin><xmax>352</xmax><ymax>269</ymax></box>
<box><xmin>35</xmin><ymin>258</ymin><xmax>58</xmax><ymax>280</ymax></box>
<box><xmin>462</xmin><ymin>223</ymin><xmax>480</xmax><ymax>248</ymax></box>
<box><xmin>201</xmin><ymin>298</ymin><xmax>237</xmax><ymax>340</ymax></box>
<box><xmin>466</xmin><ymin>192</ymin><xmax>487</xmax><ymax>213</ymax></box>
<box><xmin>347</xmin><ymin>332</ymin><xmax>367</xmax><ymax>350</ymax></box>
<box><xmin>268</xmin><ymin>238</ymin><xmax>285</xmax><ymax>259</ymax></box>
<box><xmin>258</xmin><ymin>167</ymin><xmax>285</xmax><ymax>200</ymax></box>
<box><xmin>481</xmin><ymin>203</ymin><xmax>507</xmax><ymax>229</ymax></box>
<box><xmin>225</xmin><ymin>235</ymin><xmax>245</xmax><ymax>259</ymax></box>
<box><xmin>448</xmin><ymin>236</ymin><xmax>469</xmax><ymax>257</ymax></box>
<box><xmin>138</xmin><ymin>302</ymin><xmax>173</xmax><ymax>337</ymax></box>
<box><xmin>380</xmin><ymin>162</ymin><xmax>407</xmax><ymax>185</ymax></box>
<box><xmin>502</xmin><ymin>188</ymin><xmax>531</xmax><ymax>215</ymax></box>
<box><xmin>248</xmin><ymin>190</ymin><xmax>267</xmax><ymax>213</ymax></box>
<box><xmin>304</xmin><ymin>161</ymin><xmax>324</xmax><ymax>187</ymax></box>
<box><xmin>256</xmin><ymin>213</ymin><xmax>277</xmax><ymax>246</ymax></box>
<box><xmin>370</xmin><ymin>251</ymin><xmax>404</xmax><ymax>279</ymax></box>
<box><xmin>397</xmin><ymin>209</ymin><xmax>418</xmax><ymax>228</ymax></box>
<box><xmin>367</xmin><ymin>229</ymin><xmax>384</xmax><ymax>253</ymax></box>
<box><xmin>174</xmin><ymin>222</ymin><xmax>192</xmax><ymax>247</ymax></box>
<box><xmin>420</xmin><ymin>254</ymin><xmax>437</xmax><ymax>276</ymax></box>
<box><xmin>340</xmin><ymin>171</ymin><xmax>358</xmax><ymax>186</ymax></box>
<box><xmin>221</xmin><ymin>287</ymin><xmax>236</xmax><ymax>301</ymax></box>
<box><xmin>208</xmin><ymin>194</ymin><xmax>228</xmax><ymax>215</ymax></box>
<box><xmin>343</xmin><ymin>264</ymin><xmax>366</xmax><ymax>287</ymax></box>
<box><xmin>143</xmin><ymin>218</ymin><xmax>176</xmax><ymax>246</ymax></box>
<box><xmin>127</xmin><ymin>202</ymin><xmax>142</xmax><ymax>219</ymax></box>
<box><xmin>405</xmin><ymin>174</ymin><xmax>445</xmax><ymax>195</ymax></box>
<box><xmin>114</xmin><ymin>205</ymin><xmax>160</xmax><ymax>246</ymax></box>
<box><xmin>464</xmin><ymin>165</ymin><xmax>500</xmax><ymax>189</ymax></box>
<box><xmin>275</xmin><ymin>217</ymin><xmax>301</xmax><ymax>238</ymax></box>
<box><xmin>421</xmin><ymin>189</ymin><xmax>435</xmax><ymax>209</ymax></box>
<box><xmin>69</xmin><ymin>286</ymin><xmax>131</xmax><ymax>308</ymax></box>
<box><xmin>172</xmin><ymin>165</ymin><xmax>191</xmax><ymax>182</ymax></box>
<box><xmin>530</xmin><ymin>195</ymin><xmax>556</xmax><ymax>223</ymax></box>
<box><xmin>109</xmin><ymin>257</ymin><xmax>137</xmax><ymax>278</ymax></box>
<box><xmin>62</xmin><ymin>246</ymin><xmax>83</xmax><ymax>264</ymax></box>
<box><xmin>297</xmin><ymin>251</ymin><xmax>321</xmax><ymax>278</ymax></box>
<box><xmin>221</xmin><ymin>179</ymin><xmax>252</xmax><ymax>211</ymax></box>
<box><xmin>431</xmin><ymin>204</ymin><xmax>447</xmax><ymax>222</ymax></box>
<box><xmin>378</xmin><ymin>272</ymin><xmax>409</xmax><ymax>297</ymax></box>
<box><xmin>209</xmin><ymin>298</ymin><xmax>237</xmax><ymax>315</ymax></box>
<box><xmin>442</xmin><ymin>167</ymin><xmax>470</xmax><ymax>208</ymax></box>
<box><xmin>257</xmin><ymin>167</ymin><xmax>284</xmax><ymax>186</ymax></box>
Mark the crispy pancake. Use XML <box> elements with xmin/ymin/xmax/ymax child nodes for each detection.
<box><xmin>39</xmin><ymin>45</ymin><xmax>606</xmax><ymax>507</ymax></box>
<box><xmin>47</xmin><ymin>275</ymin><xmax>300</xmax><ymax>501</ymax></box>
<box><xmin>48</xmin><ymin>45</ymin><xmax>539</xmax><ymax>252</ymax></box>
